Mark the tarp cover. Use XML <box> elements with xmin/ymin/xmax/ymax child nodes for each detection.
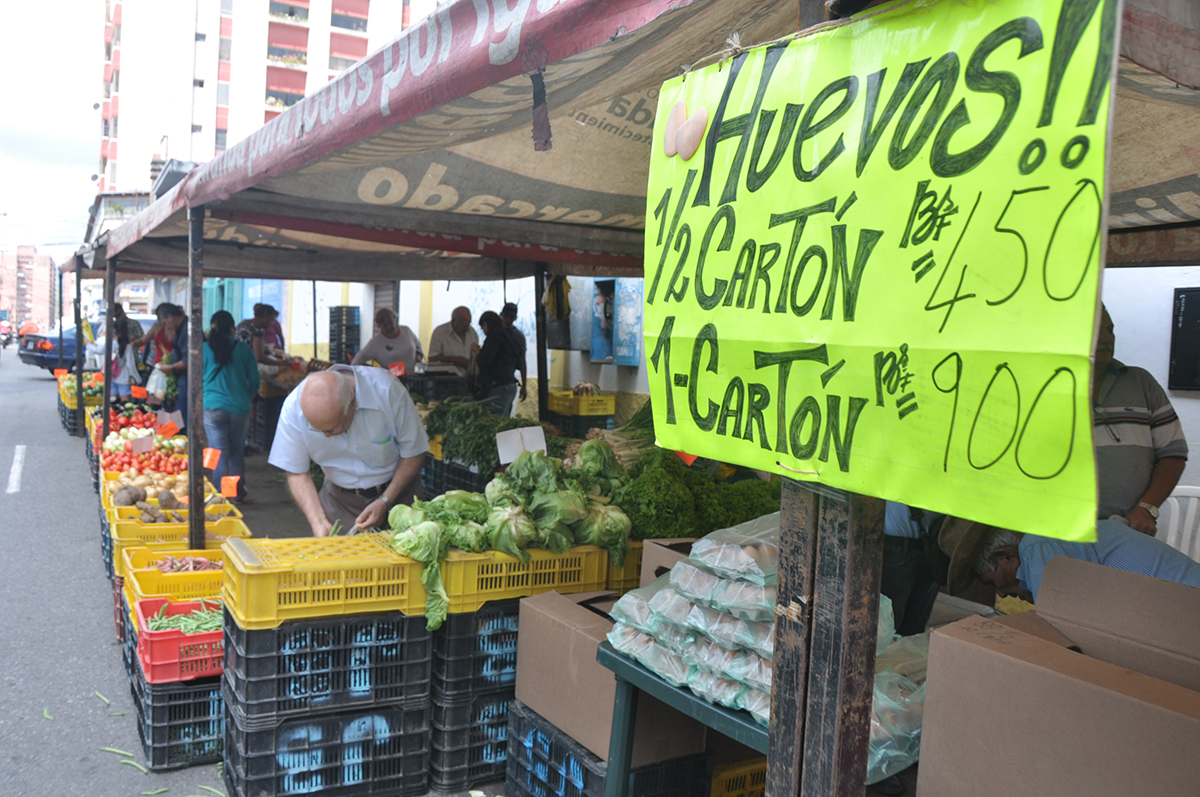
<box><xmin>102</xmin><ymin>0</ymin><xmax>1200</xmax><ymax>279</ymax></box>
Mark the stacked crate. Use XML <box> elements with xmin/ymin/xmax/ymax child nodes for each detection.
<box><xmin>430</xmin><ymin>599</ymin><xmax>521</xmax><ymax>791</ymax></box>
<box><xmin>220</xmin><ymin>534</ymin><xmax>432</xmax><ymax>797</ymax></box>
<box><xmin>329</xmin><ymin>306</ymin><xmax>361</xmax><ymax>364</ymax></box>
<box><xmin>122</xmin><ymin>550</ymin><xmax>229</xmax><ymax>770</ymax></box>
<box><xmin>506</xmin><ymin>700</ymin><xmax>712</xmax><ymax>797</ymax></box>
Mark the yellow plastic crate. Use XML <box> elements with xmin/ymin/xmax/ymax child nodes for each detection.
<box><xmin>111</xmin><ymin>517</ymin><xmax>251</xmax><ymax>578</ymax></box>
<box><xmin>441</xmin><ymin>545</ymin><xmax>609</xmax><ymax>613</ymax></box>
<box><xmin>604</xmin><ymin>540</ymin><xmax>642</xmax><ymax>595</ymax></box>
<box><xmin>222</xmin><ymin>533</ymin><xmax>425</xmax><ymax>629</ymax></box>
<box><xmin>123</xmin><ymin>548</ymin><xmax>226</xmax><ymax>607</ymax></box>
<box><xmin>113</xmin><ymin>504</ymin><xmax>243</xmax><ymax>523</ymax></box>
<box><xmin>548</xmin><ymin>391</ymin><xmax>615</xmax><ymax>416</ymax></box>
<box><xmin>428</xmin><ymin>434</ymin><xmax>443</xmax><ymax>461</ymax></box>
<box><xmin>711</xmin><ymin>757</ymin><xmax>767</xmax><ymax>797</ymax></box>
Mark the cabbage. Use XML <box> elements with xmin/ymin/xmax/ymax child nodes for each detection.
<box><xmin>505</xmin><ymin>450</ymin><xmax>562</xmax><ymax>496</ymax></box>
<box><xmin>528</xmin><ymin>490</ymin><xmax>588</xmax><ymax>530</ymax></box>
<box><xmin>388</xmin><ymin>504</ymin><xmax>426</xmax><ymax>533</ymax></box>
<box><xmin>485</xmin><ymin>475</ymin><xmax>522</xmax><ymax>508</ymax></box>
<box><xmin>434</xmin><ymin>490</ymin><xmax>489</xmax><ymax>523</ymax></box>
<box><xmin>576</xmin><ymin>439</ymin><xmax>624</xmax><ymax>480</ymax></box>
<box><xmin>574</xmin><ymin>502</ymin><xmax>632</xmax><ymax>566</ymax></box>
<box><xmin>486</xmin><ymin>505</ymin><xmax>538</xmax><ymax>563</ymax></box>
<box><xmin>445</xmin><ymin>519</ymin><xmax>489</xmax><ymax>553</ymax></box>
<box><xmin>538</xmin><ymin>522</ymin><xmax>574</xmax><ymax>555</ymax></box>
<box><xmin>390</xmin><ymin>520</ymin><xmax>450</xmax><ymax>630</ymax></box>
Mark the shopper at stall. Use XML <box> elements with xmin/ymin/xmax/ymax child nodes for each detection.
<box><xmin>269</xmin><ymin>365</ymin><xmax>428</xmax><ymax>535</ymax></box>
<box><xmin>109</xmin><ymin>318</ymin><xmax>142</xmax><ymax>401</ymax></box>
<box><xmin>353</xmin><ymin>308</ymin><xmax>423</xmax><ymax>374</ymax></box>
<box><xmin>1093</xmin><ymin>305</ymin><xmax>1188</xmax><ymax>536</ymax></box>
<box><xmin>202</xmin><ymin>310</ymin><xmax>259</xmax><ymax>502</ymax></box>
<box><xmin>236</xmin><ymin>303</ymin><xmax>292</xmax><ymax>367</ymax></box>
<box><xmin>476</xmin><ymin>310</ymin><xmax>522</xmax><ymax>416</ymax></box>
<box><xmin>428</xmin><ymin>306</ymin><xmax>478</xmax><ymax>373</ymax></box>
<box><xmin>501</xmin><ymin>302</ymin><xmax>528</xmax><ymax>402</ymax></box>
<box><xmin>153</xmin><ymin>305</ymin><xmax>190</xmax><ymax>428</ymax></box>
<box><xmin>880</xmin><ymin>501</ymin><xmax>947</xmax><ymax>636</ymax></box>
<box><xmin>942</xmin><ymin>517</ymin><xmax>1200</xmax><ymax>603</ymax></box>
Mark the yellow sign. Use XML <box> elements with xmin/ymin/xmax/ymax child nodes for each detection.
<box><xmin>644</xmin><ymin>0</ymin><xmax>1116</xmax><ymax>541</ymax></box>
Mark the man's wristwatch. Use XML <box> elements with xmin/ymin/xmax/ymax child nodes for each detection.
<box><xmin>1136</xmin><ymin>501</ymin><xmax>1160</xmax><ymax>519</ymax></box>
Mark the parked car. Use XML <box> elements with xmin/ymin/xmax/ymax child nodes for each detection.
<box><xmin>19</xmin><ymin>315</ymin><xmax>156</xmax><ymax>372</ymax></box>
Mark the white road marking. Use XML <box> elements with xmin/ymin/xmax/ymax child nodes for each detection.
<box><xmin>6</xmin><ymin>445</ymin><xmax>26</xmax><ymax>494</ymax></box>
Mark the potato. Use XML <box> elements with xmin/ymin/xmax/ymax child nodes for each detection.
<box><xmin>113</xmin><ymin>486</ymin><xmax>148</xmax><ymax>507</ymax></box>
<box><xmin>158</xmin><ymin>490</ymin><xmax>181</xmax><ymax>510</ymax></box>
<box><xmin>172</xmin><ymin>485</ymin><xmax>188</xmax><ymax>498</ymax></box>
<box><xmin>105</xmin><ymin>481</ymin><xmax>123</xmax><ymax>495</ymax></box>
<box><xmin>132</xmin><ymin>476</ymin><xmax>153</xmax><ymax>488</ymax></box>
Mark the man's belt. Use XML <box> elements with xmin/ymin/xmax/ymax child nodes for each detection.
<box><xmin>334</xmin><ymin>482</ymin><xmax>389</xmax><ymax>501</ymax></box>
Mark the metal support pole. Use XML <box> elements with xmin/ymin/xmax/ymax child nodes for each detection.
<box><xmin>187</xmin><ymin>207</ymin><xmax>205</xmax><ymax>550</ymax></box>
<box><xmin>101</xmin><ymin>257</ymin><xmax>117</xmax><ymax>447</ymax></box>
<box><xmin>73</xmin><ymin>259</ymin><xmax>85</xmax><ymax>437</ymax></box>
<box><xmin>312</xmin><ymin>280</ymin><xmax>318</xmax><ymax>360</ymax></box>
<box><xmin>57</xmin><ymin>268</ymin><xmax>64</xmax><ymax>369</ymax></box>
<box><xmin>534</xmin><ymin>264</ymin><xmax>549</xmax><ymax>421</ymax></box>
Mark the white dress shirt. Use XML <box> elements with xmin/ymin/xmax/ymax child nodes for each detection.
<box><xmin>269</xmin><ymin>365</ymin><xmax>429</xmax><ymax>488</ymax></box>
<box><xmin>428</xmin><ymin>322</ymin><xmax>478</xmax><ymax>372</ymax></box>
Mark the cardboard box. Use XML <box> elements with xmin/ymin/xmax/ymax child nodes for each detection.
<box><xmin>919</xmin><ymin>558</ymin><xmax>1200</xmax><ymax>797</ymax></box>
<box><xmin>638</xmin><ymin>538</ymin><xmax>698</xmax><ymax>587</ymax></box>
<box><xmin>515</xmin><ymin>590</ymin><xmax>707</xmax><ymax>767</ymax></box>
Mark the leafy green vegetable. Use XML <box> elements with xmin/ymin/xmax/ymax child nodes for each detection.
<box><xmin>575</xmin><ymin>501</ymin><xmax>632</xmax><ymax>566</ymax></box>
<box><xmin>527</xmin><ymin>489</ymin><xmax>588</xmax><ymax>531</ymax></box>
<box><xmin>485</xmin><ymin>475</ymin><xmax>521</xmax><ymax>508</ymax></box>
<box><xmin>391</xmin><ymin>521</ymin><xmax>450</xmax><ymax>630</ymax></box>
<box><xmin>576</xmin><ymin>439</ymin><xmax>623</xmax><ymax>479</ymax></box>
<box><xmin>615</xmin><ymin>468</ymin><xmax>697</xmax><ymax>540</ymax></box>
<box><xmin>439</xmin><ymin>490</ymin><xmax>490</xmax><ymax>524</ymax></box>
<box><xmin>486</xmin><ymin>505</ymin><xmax>538</xmax><ymax>563</ymax></box>
<box><xmin>445</xmin><ymin>519</ymin><xmax>489</xmax><ymax>553</ymax></box>
<box><xmin>505</xmin><ymin>450</ymin><xmax>562</xmax><ymax>497</ymax></box>
<box><xmin>388</xmin><ymin>504</ymin><xmax>426</xmax><ymax>532</ymax></box>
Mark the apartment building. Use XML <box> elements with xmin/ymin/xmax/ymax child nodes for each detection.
<box><xmin>100</xmin><ymin>0</ymin><xmax>428</xmax><ymax>192</ymax></box>
<box><xmin>0</xmin><ymin>247</ymin><xmax>56</xmax><ymax>329</ymax></box>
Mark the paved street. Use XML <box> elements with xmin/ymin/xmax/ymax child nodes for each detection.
<box><xmin>0</xmin><ymin>352</ymin><xmax>227</xmax><ymax>795</ymax></box>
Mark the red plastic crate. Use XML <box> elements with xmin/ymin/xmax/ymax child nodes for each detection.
<box><xmin>135</xmin><ymin>597</ymin><xmax>224</xmax><ymax>684</ymax></box>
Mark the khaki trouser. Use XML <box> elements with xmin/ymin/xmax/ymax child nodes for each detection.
<box><xmin>318</xmin><ymin>477</ymin><xmax>421</xmax><ymax>532</ymax></box>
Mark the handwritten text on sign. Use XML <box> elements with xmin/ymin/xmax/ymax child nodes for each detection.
<box><xmin>644</xmin><ymin>0</ymin><xmax>1116</xmax><ymax>542</ymax></box>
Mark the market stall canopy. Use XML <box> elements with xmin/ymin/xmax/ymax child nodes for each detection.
<box><xmin>98</xmin><ymin>0</ymin><xmax>1200</xmax><ymax>280</ymax></box>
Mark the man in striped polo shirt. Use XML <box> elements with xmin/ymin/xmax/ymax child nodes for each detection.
<box><xmin>1093</xmin><ymin>306</ymin><xmax>1188</xmax><ymax>536</ymax></box>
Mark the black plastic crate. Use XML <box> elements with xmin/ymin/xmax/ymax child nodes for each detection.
<box><xmin>329</xmin><ymin>306</ymin><xmax>361</xmax><ymax>322</ymax></box>
<box><xmin>100</xmin><ymin>504</ymin><xmax>114</xmax><ymax>580</ymax></box>
<box><xmin>401</xmin><ymin>375</ymin><xmax>472</xmax><ymax>402</ymax></box>
<box><xmin>421</xmin><ymin>458</ymin><xmax>445</xmax><ymax>500</ymax></box>
<box><xmin>122</xmin><ymin>591</ymin><xmax>138</xmax><ymax>684</ymax></box>
<box><xmin>444</xmin><ymin>461</ymin><xmax>493</xmax><ymax>494</ymax></box>
<box><xmin>544</xmin><ymin>411</ymin><xmax>614</xmax><ymax>439</ymax></box>
<box><xmin>506</xmin><ymin>701</ymin><xmax>712</xmax><ymax>797</ymax></box>
<box><xmin>223</xmin><ymin>608</ymin><xmax>432</xmax><ymax>724</ymax></box>
<box><xmin>430</xmin><ymin>689</ymin><xmax>514</xmax><ymax>791</ymax></box>
<box><xmin>432</xmin><ymin>599</ymin><xmax>519</xmax><ymax>700</ymax></box>
<box><xmin>224</xmin><ymin>697</ymin><xmax>430</xmax><ymax>797</ymax></box>
<box><xmin>129</xmin><ymin>658</ymin><xmax>224</xmax><ymax>770</ymax></box>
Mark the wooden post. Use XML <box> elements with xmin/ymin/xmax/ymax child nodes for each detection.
<box><xmin>187</xmin><ymin>206</ymin><xmax>205</xmax><ymax>550</ymax></box>
<box><xmin>534</xmin><ymin>263</ymin><xmax>549</xmax><ymax>421</ymax></box>
<box><xmin>767</xmin><ymin>482</ymin><xmax>885</xmax><ymax>797</ymax></box>
<box><xmin>101</xmin><ymin>256</ymin><xmax>117</xmax><ymax>447</ymax></box>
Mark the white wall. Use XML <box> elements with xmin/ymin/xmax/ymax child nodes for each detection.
<box><xmin>1102</xmin><ymin>265</ymin><xmax>1200</xmax><ymax>489</ymax></box>
<box><xmin>285</xmin><ymin>280</ymin><xmax>374</xmax><ymax>356</ymax></box>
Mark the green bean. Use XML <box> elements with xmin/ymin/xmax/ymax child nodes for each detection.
<box><xmin>95</xmin><ymin>691</ymin><xmax>110</xmax><ymax>705</ymax></box>
<box><xmin>329</xmin><ymin>520</ymin><xmax>343</xmax><ymax>537</ymax></box>
<box><xmin>108</xmin><ymin>711</ymin><xmax>127</xmax><ymax>717</ymax></box>
<box><xmin>146</xmin><ymin>599</ymin><xmax>223</xmax><ymax>633</ymax></box>
<box><xmin>43</xmin><ymin>709</ymin><xmax>53</xmax><ymax>721</ymax></box>
<box><xmin>142</xmin><ymin>790</ymin><xmax>170</xmax><ymax>796</ymax></box>
<box><xmin>120</xmin><ymin>759</ymin><xmax>149</xmax><ymax>773</ymax></box>
<box><xmin>100</xmin><ymin>747</ymin><xmax>135</xmax><ymax>757</ymax></box>
<box><xmin>198</xmin><ymin>787</ymin><xmax>224</xmax><ymax>796</ymax></box>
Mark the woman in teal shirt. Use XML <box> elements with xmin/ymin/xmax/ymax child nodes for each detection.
<box><xmin>203</xmin><ymin>311</ymin><xmax>260</xmax><ymax>502</ymax></box>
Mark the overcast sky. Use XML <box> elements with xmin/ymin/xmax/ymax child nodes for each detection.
<box><xmin>0</xmin><ymin>1</ymin><xmax>106</xmax><ymax>265</ymax></box>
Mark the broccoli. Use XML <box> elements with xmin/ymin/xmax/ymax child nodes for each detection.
<box><xmin>722</xmin><ymin>478</ymin><xmax>782</xmax><ymax>526</ymax></box>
